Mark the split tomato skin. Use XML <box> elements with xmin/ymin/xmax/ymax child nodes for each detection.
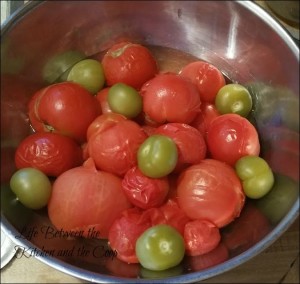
<box><xmin>206</xmin><ymin>113</ymin><xmax>260</xmax><ymax>166</ymax></box>
<box><xmin>88</xmin><ymin>119</ymin><xmax>147</xmax><ymax>176</ymax></box>
<box><xmin>28</xmin><ymin>82</ymin><xmax>100</xmax><ymax>143</ymax></box>
<box><xmin>141</xmin><ymin>73</ymin><xmax>201</xmax><ymax>124</ymax></box>
<box><xmin>177</xmin><ymin>159</ymin><xmax>245</xmax><ymax>228</ymax></box>
<box><xmin>102</xmin><ymin>42</ymin><xmax>158</xmax><ymax>90</ymax></box>
<box><xmin>15</xmin><ymin>132</ymin><xmax>83</xmax><ymax>177</ymax></box>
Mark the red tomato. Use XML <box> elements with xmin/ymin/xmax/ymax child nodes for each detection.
<box><xmin>141</xmin><ymin>73</ymin><xmax>201</xmax><ymax>124</ymax></box>
<box><xmin>95</xmin><ymin>87</ymin><xmax>112</xmax><ymax>114</ymax></box>
<box><xmin>108</xmin><ymin>207</ymin><xmax>152</xmax><ymax>263</ymax></box>
<box><xmin>48</xmin><ymin>158</ymin><xmax>132</xmax><ymax>239</ymax></box>
<box><xmin>187</xmin><ymin>242</ymin><xmax>229</xmax><ymax>271</ymax></box>
<box><xmin>88</xmin><ymin>119</ymin><xmax>147</xmax><ymax>176</ymax></box>
<box><xmin>184</xmin><ymin>219</ymin><xmax>221</xmax><ymax>256</ymax></box>
<box><xmin>191</xmin><ymin>102</ymin><xmax>220</xmax><ymax>138</ymax></box>
<box><xmin>86</xmin><ymin>113</ymin><xmax>127</xmax><ymax>141</ymax></box>
<box><xmin>155</xmin><ymin>123</ymin><xmax>207</xmax><ymax>171</ymax></box>
<box><xmin>158</xmin><ymin>198</ymin><xmax>191</xmax><ymax>235</ymax></box>
<box><xmin>15</xmin><ymin>132</ymin><xmax>83</xmax><ymax>177</ymax></box>
<box><xmin>177</xmin><ymin>159</ymin><xmax>245</xmax><ymax>228</ymax></box>
<box><xmin>206</xmin><ymin>114</ymin><xmax>260</xmax><ymax>166</ymax></box>
<box><xmin>122</xmin><ymin>166</ymin><xmax>170</xmax><ymax>209</ymax></box>
<box><xmin>179</xmin><ymin>61</ymin><xmax>226</xmax><ymax>103</ymax></box>
<box><xmin>101</xmin><ymin>42</ymin><xmax>158</xmax><ymax>89</ymax></box>
<box><xmin>28</xmin><ymin>82</ymin><xmax>100</xmax><ymax>143</ymax></box>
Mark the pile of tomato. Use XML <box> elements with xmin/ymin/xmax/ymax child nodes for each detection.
<box><xmin>9</xmin><ymin>42</ymin><xmax>275</xmax><ymax>272</ymax></box>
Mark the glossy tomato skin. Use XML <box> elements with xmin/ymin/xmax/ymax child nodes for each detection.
<box><xmin>155</xmin><ymin>123</ymin><xmax>207</xmax><ymax>172</ymax></box>
<box><xmin>108</xmin><ymin>207</ymin><xmax>152</xmax><ymax>263</ymax></box>
<box><xmin>86</xmin><ymin>113</ymin><xmax>127</xmax><ymax>141</ymax></box>
<box><xmin>15</xmin><ymin>132</ymin><xmax>83</xmax><ymax>177</ymax></box>
<box><xmin>95</xmin><ymin>87</ymin><xmax>112</xmax><ymax>114</ymax></box>
<box><xmin>48</xmin><ymin>158</ymin><xmax>132</xmax><ymax>239</ymax></box>
<box><xmin>206</xmin><ymin>114</ymin><xmax>260</xmax><ymax>166</ymax></box>
<box><xmin>177</xmin><ymin>159</ymin><xmax>245</xmax><ymax>228</ymax></box>
<box><xmin>122</xmin><ymin>166</ymin><xmax>170</xmax><ymax>209</ymax></box>
<box><xmin>88</xmin><ymin>119</ymin><xmax>147</xmax><ymax>176</ymax></box>
<box><xmin>179</xmin><ymin>61</ymin><xmax>226</xmax><ymax>103</ymax></box>
<box><xmin>28</xmin><ymin>82</ymin><xmax>100</xmax><ymax>143</ymax></box>
<box><xmin>102</xmin><ymin>42</ymin><xmax>158</xmax><ymax>89</ymax></box>
<box><xmin>141</xmin><ymin>73</ymin><xmax>201</xmax><ymax>124</ymax></box>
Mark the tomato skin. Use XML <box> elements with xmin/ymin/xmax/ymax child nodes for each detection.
<box><xmin>177</xmin><ymin>159</ymin><xmax>245</xmax><ymax>228</ymax></box>
<box><xmin>15</xmin><ymin>132</ymin><xmax>83</xmax><ymax>177</ymax></box>
<box><xmin>179</xmin><ymin>61</ymin><xmax>225</xmax><ymax>103</ymax></box>
<box><xmin>102</xmin><ymin>42</ymin><xmax>158</xmax><ymax>89</ymax></box>
<box><xmin>95</xmin><ymin>87</ymin><xmax>112</xmax><ymax>114</ymax></box>
<box><xmin>28</xmin><ymin>82</ymin><xmax>100</xmax><ymax>143</ymax></box>
<box><xmin>184</xmin><ymin>219</ymin><xmax>221</xmax><ymax>256</ymax></box>
<box><xmin>86</xmin><ymin>113</ymin><xmax>127</xmax><ymax>141</ymax></box>
<box><xmin>155</xmin><ymin>123</ymin><xmax>207</xmax><ymax>172</ymax></box>
<box><xmin>141</xmin><ymin>73</ymin><xmax>201</xmax><ymax>124</ymax></box>
<box><xmin>206</xmin><ymin>114</ymin><xmax>260</xmax><ymax>166</ymax></box>
<box><xmin>48</xmin><ymin>158</ymin><xmax>132</xmax><ymax>239</ymax></box>
<box><xmin>108</xmin><ymin>207</ymin><xmax>152</xmax><ymax>263</ymax></box>
<box><xmin>88</xmin><ymin>119</ymin><xmax>147</xmax><ymax>176</ymax></box>
<box><xmin>122</xmin><ymin>166</ymin><xmax>169</xmax><ymax>209</ymax></box>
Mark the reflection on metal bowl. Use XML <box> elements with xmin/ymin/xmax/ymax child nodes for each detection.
<box><xmin>1</xmin><ymin>1</ymin><xmax>299</xmax><ymax>283</ymax></box>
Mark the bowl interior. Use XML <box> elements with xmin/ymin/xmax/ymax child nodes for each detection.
<box><xmin>1</xmin><ymin>1</ymin><xmax>299</xmax><ymax>282</ymax></box>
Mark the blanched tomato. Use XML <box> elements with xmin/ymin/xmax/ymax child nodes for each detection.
<box><xmin>206</xmin><ymin>114</ymin><xmax>260</xmax><ymax>166</ymax></box>
<box><xmin>177</xmin><ymin>159</ymin><xmax>245</xmax><ymax>228</ymax></box>
<box><xmin>48</xmin><ymin>158</ymin><xmax>132</xmax><ymax>239</ymax></box>
<box><xmin>88</xmin><ymin>119</ymin><xmax>147</xmax><ymax>176</ymax></box>
<box><xmin>28</xmin><ymin>82</ymin><xmax>100</xmax><ymax>143</ymax></box>
<box><xmin>108</xmin><ymin>207</ymin><xmax>152</xmax><ymax>263</ymax></box>
<box><xmin>122</xmin><ymin>166</ymin><xmax>169</xmax><ymax>209</ymax></box>
<box><xmin>141</xmin><ymin>73</ymin><xmax>201</xmax><ymax>124</ymax></box>
<box><xmin>191</xmin><ymin>102</ymin><xmax>220</xmax><ymax>138</ymax></box>
<box><xmin>15</xmin><ymin>132</ymin><xmax>83</xmax><ymax>177</ymax></box>
<box><xmin>102</xmin><ymin>42</ymin><xmax>158</xmax><ymax>89</ymax></box>
<box><xmin>95</xmin><ymin>87</ymin><xmax>112</xmax><ymax>114</ymax></box>
<box><xmin>155</xmin><ymin>123</ymin><xmax>206</xmax><ymax>172</ymax></box>
<box><xmin>184</xmin><ymin>219</ymin><xmax>221</xmax><ymax>256</ymax></box>
<box><xmin>86</xmin><ymin>113</ymin><xmax>127</xmax><ymax>141</ymax></box>
<box><xmin>179</xmin><ymin>61</ymin><xmax>225</xmax><ymax>103</ymax></box>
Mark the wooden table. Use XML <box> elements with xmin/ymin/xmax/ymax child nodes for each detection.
<box><xmin>1</xmin><ymin>217</ymin><xmax>298</xmax><ymax>283</ymax></box>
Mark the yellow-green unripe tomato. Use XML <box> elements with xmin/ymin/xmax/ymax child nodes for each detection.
<box><xmin>67</xmin><ymin>59</ymin><xmax>105</xmax><ymax>94</ymax></box>
<box><xmin>235</xmin><ymin>155</ymin><xmax>274</xmax><ymax>199</ymax></box>
<box><xmin>10</xmin><ymin>168</ymin><xmax>52</xmax><ymax>210</ymax></box>
<box><xmin>137</xmin><ymin>135</ymin><xmax>178</xmax><ymax>178</ymax></box>
<box><xmin>108</xmin><ymin>83</ymin><xmax>143</xmax><ymax>118</ymax></box>
<box><xmin>215</xmin><ymin>83</ymin><xmax>253</xmax><ymax>117</ymax></box>
<box><xmin>136</xmin><ymin>224</ymin><xmax>185</xmax><ymax>271</ymax></box>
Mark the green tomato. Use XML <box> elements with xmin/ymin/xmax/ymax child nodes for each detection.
<box><xmin>137</xmin><ymin>135</ymin><xmax>178</xmax><ymax>178</ymax></box>
<box><xmin>108</xmin><ymin>83</ymin><xmax>142</xmax><ymax>118</ymax></box>
<box><xmin>10</xmin><ymin>168</ymin><xmax>52</xmax><ymax>210</ymax></box>
<box><xmin>215</xmin><ymin>83</ymin><xmax>253</xmax><ymax>117</ymax></box>
<box><xmin>43</xmin><ymin>50</ymin><xmax>86</xmax><ymax>84</ymax></box>
<box><xmin>67</xmin><ymin>59</ymin><xmax>105</xmax><ymax>94</ymax></box>
<box><xmin>235</xmin><ymin>155</ymin><xmax>274</xmax><ymax>199</ymax></box>
<box><xmin>136</xmin><ymin>224</ymin><xmax>185</xmax><ymax>271</ymax></box>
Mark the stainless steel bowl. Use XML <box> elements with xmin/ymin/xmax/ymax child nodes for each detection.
<box><xmin>1</xmin><ymin>1</ymin><xmax>299</xmax><ymax>283</ymax></box>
